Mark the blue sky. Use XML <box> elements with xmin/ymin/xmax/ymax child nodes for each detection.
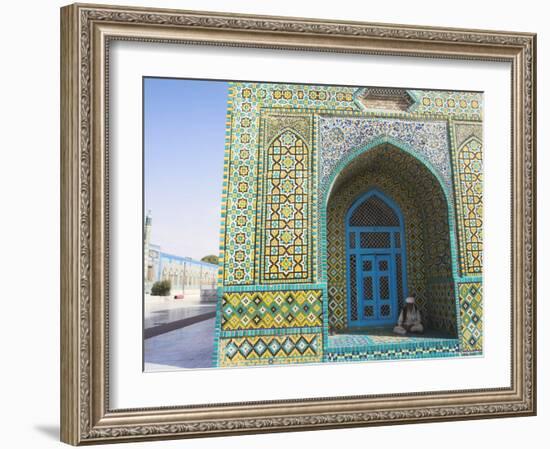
<box><xmin>144</xmin><ymin>78</ymin><xmax>228</xmax><ymax>260</ymax></box>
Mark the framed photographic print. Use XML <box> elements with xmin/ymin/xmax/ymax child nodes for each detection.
<box><xmin>60</xmin><ymin>2</ymin><xmax>537</xmax><ymax>445</ymax></box>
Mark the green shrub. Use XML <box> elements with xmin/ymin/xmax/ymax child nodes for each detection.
<box><xmin>151</xmin><ymin>280</ymin><xmax>171</xmax><ymax>296</ymax></box>
<box><xmin>201</xmin><ymin>255</ymin><xmax>219</xmax><ymax>265</ymax></box>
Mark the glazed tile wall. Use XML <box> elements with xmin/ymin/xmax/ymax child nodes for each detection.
<box><xmin>219</xmin><ymin>332</ymin><xmax>323</xmax><ymax>367</ymax></box>
<box><xmin>458</xmin><ymin>282</ymin><xmax>483</xmax><ymax>353</ymax></box>
<box><xmin>216</xmin><ymin>82</ymin><xmax>483</xmax><ymax>366</ymax></box>
<box><xmin>220</xmin><ymin>84</ymin><xmax>358</xmax><ymax>286</ymax></box>
<box><xmin>451</xmin><ymin>122</ymin><xmax>483</xmax><ymax>276</ymax></box>
<box><xmin>221</xmin><ymin>290</ymin><xmax>323</xmax><ymax>330</ymax></box>
<box><xmin>325</xmin><ymin>146</ymin><xmax>456</xmax><ymax>333</ymax></box>
<box><xmin>258</xmin><ymin>124</ymin><xmax>314</xmax><ymax>283</ymax></box>
<box><xmin>318</xmin><ymin>117</ymin><xmax>453</xmax><ymax>197</ymax></box>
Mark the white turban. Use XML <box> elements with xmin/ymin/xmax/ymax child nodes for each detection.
<box><xmin>405</xmin><ymin>296</ymin><xmax>415</xmax><ymax>304</ymax></box>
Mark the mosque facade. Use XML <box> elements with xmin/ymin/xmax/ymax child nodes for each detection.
<box><xmin>144</xmin><ymin>213</ymin><xmax>217</xmax><ymax>299</ymax></box>
<box><xmin>213</xmin><ymin>83</ymin><xmax>483</xmax><ymax>367</ymax></box>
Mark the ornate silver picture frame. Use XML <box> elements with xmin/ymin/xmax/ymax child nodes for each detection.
<box><xmin>60</xmin><ymin>2</ymin><xmax>536</xmax><ymax>445</ymax></box>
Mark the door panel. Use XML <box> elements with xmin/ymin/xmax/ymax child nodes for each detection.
<box><xmin>354</xmin><ymin>252</ymin><xmax>397</xmax><ymax>325</ymax></box>
<box><xmin>374</xmin><ymin>254</ymin><xmax>394</xmax><ymax>322</ymax></box>
<box><xmin>359</xmin><ymin>254</ymin><xmax>376</xmax><ymax>323</ymax></box>
<box><xmin>347</xmin><ymin>227</ymin><xmax>404</xmax><ymax>327</ymax></box>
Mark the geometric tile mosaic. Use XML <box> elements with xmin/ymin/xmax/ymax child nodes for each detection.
<box><xmin>221</xmin><ymin>290</ymin><xmax>322</xmax><ymax>330</ymax></box>
<box><xmin>427</xmin><ymin>279</ymin><xmax>457</xmax><ymax>335</ymax></box>
<box><xmin>217</xmin><ymin>82</ymin><xmax>483</xmax><ymax>367</ymax></box>
<box><xmin>327</xmin><ymin>327</ymin><xmax>456</xmax><ymax>347</ymax></box>
<box><xmin>458</xmin><ymin>282</ymin><xmax>483</xmax><ymax>352</ymax></box>
<box><xmin>259</xmin><ymin>130</ymin><xmax>313</xmax><ymax>283</ymax></box>
<box><xmin>221</xmin><ymin>83</ymin><xmax>359</xmax><ymax>286</ymax></box>
<box><xmin>218</xmin><ymin>333</ymin><xmax>322</xmax><ymax>366</ymax></box>
<box><xmin>453</xmin><ymin>136</ymin><xmax>483</xmax><ymax>275</ymax></box>
<box><xmin>221</xmin><ymin>83</ymin><xmax>482</xmax><ymax>287</ymax></box>
<box><xmin>318</xmin><ymin>116</ymin><xmax>453</xmax><ymax>198</ymax></box>
<box><xmin>409</xmin><ymin>90</ymin><xmax>483</xmax><ymax>121</ymax></box>
<box><xmin>326</xmin><ymin>340</ymin><xmax>461</xmax><ymax>363</ymax></box>
<box><xmin>219</xmin><ymin>85</ymin><xmax>258</xmax><ymax>285</ymax></box>
<box><xmin>325</xmin><ymin>330</ymin><xmax>463</xmax><ymax>366</ymax></box>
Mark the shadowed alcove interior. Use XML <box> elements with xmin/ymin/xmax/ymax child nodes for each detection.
<box><xmin>325</xmin><ymin>144</ymin><xmax>458</xmax><ymax>336</ymax></box>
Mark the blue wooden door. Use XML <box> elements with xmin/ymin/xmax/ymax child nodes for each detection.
<box><xmin>346</xmin><ymin>190</ymin><xmax>407</xmax><ymax>328</ymax></box>
<box><xmin>358</xmin><ymin>251</ymin><xmax>398</xmax><ymax>325</ymax></box>
<box><xmin>359</xmin><ymin>254</ymin><xmax>376</xmax><ymax>322</ymax></box>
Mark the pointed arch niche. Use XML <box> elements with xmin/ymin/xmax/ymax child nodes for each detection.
<box><xmin>259</xmin><ymin>128</ymin><xmax>312</xmax><ymax>283</ymax></box>
<box><xmin>325</xmin><ymin>144</ymin><xmax>458</xmax><ymax>336</ymax></box>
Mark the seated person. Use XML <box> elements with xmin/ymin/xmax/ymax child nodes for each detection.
<box><xmin>393</xmin><ymin>295</ymin><xmax>424</xmax><ymax>335</ymax></box>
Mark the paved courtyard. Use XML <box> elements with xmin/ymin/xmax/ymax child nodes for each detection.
<box><xmin>144</xmin><ymin>317</ymin><xmax>216</xmax><ymax>371</ymax></box>
<box><xmin>144</xmin><ymin>295</ymin><xmax>217</xmax><ymax>371</ymax></box>
<box><xmin>144</xmin><ymin>295</ymin><xmax>216</xmax><ymax>329</ymax></box>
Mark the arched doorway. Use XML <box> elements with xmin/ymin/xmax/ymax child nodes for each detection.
<box><xmin>325</xmin><ymin>143</ymin><xmax>458</xmax><ymax>337</ymax></box>
<box><xmin>345</xmin><ymin>190</ymin><xmax>407</xmax><ymax>327</ymax></box>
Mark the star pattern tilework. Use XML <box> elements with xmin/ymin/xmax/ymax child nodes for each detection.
<box><xmin>454</xmin><ymin>136</ymin><xmax>483</xmax><ymax>275</ymax></box>
<box><xmin>260</xmin><ymin>130</ymin><xmax>312</xmax><ymax>282</ymax></box>
<box><xmin>216</xmin><ymin>82</ymin><xmax>483</xmax><ymax>366</ymax></box>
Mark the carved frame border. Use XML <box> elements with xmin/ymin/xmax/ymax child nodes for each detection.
<box><xmin>60</xmin><ymin>2</ymin><xmax>536</xmax><ymax>445</ymax></box>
